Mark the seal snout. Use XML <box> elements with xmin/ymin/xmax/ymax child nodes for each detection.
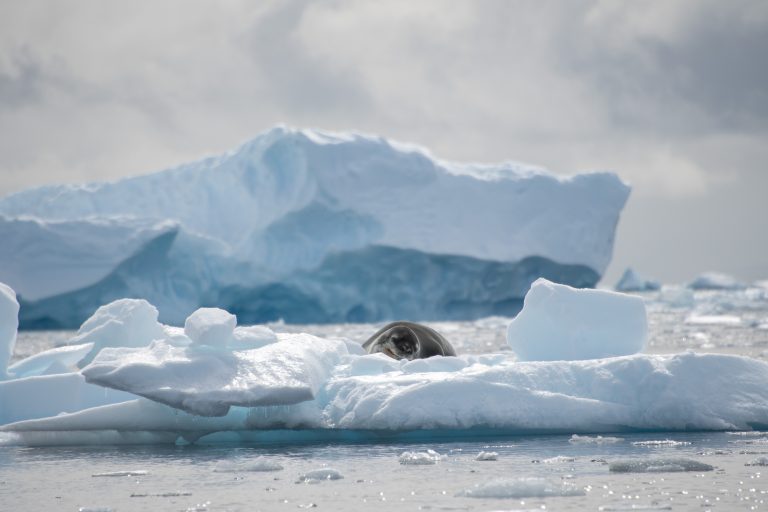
<box><xmin>384</xmin><ymin>326</ymin><xmax>419</xmax><ymax>360</ymax></box>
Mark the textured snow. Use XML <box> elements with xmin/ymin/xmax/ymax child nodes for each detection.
<box><xmin>507</xmin><ymin>278</ymin><xmax>648</xmax><ymax>361</ymax></box>
<box><xmin>0</xmin><ymin>126</ymin><xmax>629</xmax><ymax>327</ymax></box>
<box><xmin>615</xmin><ymin>268</ymin><xmax>661</xmax><ymax>292</ymax></box>
<box><xmin>0</xmin><ymin>282</ymin><xmax>19</xmax><ymax>380</ymax></box>
<box><xmin>81</xmin><ymin>333</ymin><xmax>348</xmax><ymax>416</ymax></box>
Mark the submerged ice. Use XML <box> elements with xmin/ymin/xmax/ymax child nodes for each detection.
<box><xmin>3</xmin><ymin>279</ymin><xmax>768</xmax><ymax>445</ymax></box>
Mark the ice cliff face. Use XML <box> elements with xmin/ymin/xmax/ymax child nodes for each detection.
<box><xmin>0</xmin><ymin>127</ymin><xmax>630</xmax><ymax>327</ymax></box>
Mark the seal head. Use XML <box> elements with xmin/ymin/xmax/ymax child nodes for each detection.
<box><xmin>362</xmin><ymin>321</ymin><xmax>456</xmax><ymax>360</ymax></box>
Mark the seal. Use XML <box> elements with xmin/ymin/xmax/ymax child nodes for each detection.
<box><xmin>362</xmin><ymin>321</ymin><xmax>456</xmax><ymax>360</ymax></box>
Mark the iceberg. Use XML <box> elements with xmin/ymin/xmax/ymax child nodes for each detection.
<box><xmin>615</xmin><ymin>268</ymin><xmax>661</xmax><ymax>292</ymax></box>
<box><xmin>688</xmin><ymin>272</ymin><xmax>746</xmax><ymax>291</ymax></box>
<box><xmin>4</xmin><ymin>281</ymin><xmax>768</xmax><ymax>446</ymax></box>
<box><xmin>506</xmin><ymin>278</ymin><xmax>648</xmax><ymax>361</ymax></box>
<box><xmin>0</xmin><ymin>282</ymin><xmax>18</xmax><ymax>380</ymax></box>
<box><xmin>0</xmin><ymin>127</ymin><xmax>629</xmax><ymax>328</ymax></box>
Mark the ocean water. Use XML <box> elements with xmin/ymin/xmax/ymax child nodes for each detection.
<box><xmin>2</xmin><ymin>286</ymin><xmax>768</xmax><ymax>511</ymax></box>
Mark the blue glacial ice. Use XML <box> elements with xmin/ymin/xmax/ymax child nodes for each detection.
<box><xmin>3</xmin><ymin>279</ymin><xmax>768</xmax><ymax>447</ymax></box>
<box><xmin>0</xmin><ymin>126</ymin><xmax>629</xmax><ymax>328</ymax></box>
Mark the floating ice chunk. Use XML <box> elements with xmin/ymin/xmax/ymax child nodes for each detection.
<box><xmin>685</xmin><ymin>314</ymin><xmax>741</xmax><ymax>325</ymax></box>
<box><xmin>78</xmin><ymin>507</ymin><xmax>115</xmax><ymax>512</ymax></box>
<box><xmin>0</xmin><ymin>282</ymin><xmax>19</xmax><ymax>380</ymax></box>
<box><xmin>656</xmin><ymin>285</ymin><xmax>695</xmax><ymax>308</ymax></box>
<box><xmin>688</xmin><ymin>272</ymin><xmax>746</xmax><ymax>290</ymax></box>
<box><xmin>82</xmin><ymin>333</ymin><xmax>350</xmax><ymax>416</ymax></box>
<box><xmin>92</xmin><ymin>470</ymin><xmax>148</xmax><ymax>477</ymax></box>
<box><xmin>609</xmin><ymin>458</ymin><xmax>713</xmax><ymax>473</ymax></box>
<box><xmin>631</xmin><ymin>440</ymin><xmax>691</xmax><ymax>447</ymax></box>
<box><xmin>398</xmin><ymin>449</ymin><xmax>444</xmax><ymax>465</ymax></box>
<box><xmin>507</xmin><ymin>278</ymin><xmax>648</xmax><ymax>361</ymax></box>
<box><xmin>746</xmin><ymin>456</ymin><xmax>768</xmax><ymax>466</ymax></box>
<box><xmin>540</xmin><ymin>455</ymin><xmax>576</xmax><ymax>464</ymax></box>
<box><xmin>296</xmin><ymin>468</ymin><xmax>343</xmax><ymax>482</ymax></box>
<box><xmin>130</xmin><ymin>491</ymin><xmax>191</xmax><ymax>497</ymax></box>
<box><xmin>475</xmin><ymin>451</ymin><xmax>498</xmax><ymax>461</ymax></box>
<box><xmin>456</xmin><ymin>477</ymin><xmax>585</xmax><ymax>498</ymax></box>
<box><xmin>8</xmin><ymin>342</ymin><xmax>93</xmax><ymax>378</ymax></box>
<box><xmin>184</xmin><ymin>308</ymin><xmax>237</xmax><ymax>347</ymax></box>
<box><xmin>570</xmin><ymin>434</ymin><xmax>623</xmax><ymax>444</ymax></box>
<box><xmin>213</xmin><ymin>457</ymin><xmax>284</xmax><ymax>472</ymax></box>
<box><xmin>73</xmin><ymin>299</ymin><xmax>165</xmax><ymax>368</ymax></box>
<box><xmin>615</xmin><ymin>268</ymin><xmax>661</xmax><ymax>292</ymax></box>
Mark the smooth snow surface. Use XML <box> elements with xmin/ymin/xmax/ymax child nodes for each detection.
<box><xmin>0</xmin><ymin>127</ymin><xmax>629</xmax><ymax>327</ymax></box>
<box><xmin>507</xmin><ymin>278</ymin><xmax>648</xmax><ymax>361</ymax></box>
<box><xmin>0</xmin><ymin>282</ymin><xmax>19</xmax><ymax>379</ymax></box>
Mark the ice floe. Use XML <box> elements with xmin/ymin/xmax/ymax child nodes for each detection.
<box><xmin>608</xmin><ymin>458</ymin><xmax>714</xmax><ymax>473</ymax></box>
<box><xmin>456</xmin><ymin>477</ymin><xmax>585</xmax><ymax>498</ymax></box>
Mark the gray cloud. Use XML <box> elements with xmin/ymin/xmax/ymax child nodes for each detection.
<box><xmin>0</xmin><ymin>0</ymin><xmax>765</xmax><ymax>282</ymax></box>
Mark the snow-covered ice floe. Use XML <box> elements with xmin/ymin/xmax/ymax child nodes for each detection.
<box><xmin>3</xmin><ymin>280</ymin><xmax>768</xmax><ymax>446</ymax></box>
<box><xmin>0</xmin><ymin>126</ymin><xmax>629</xmax><ymax>328</ymax></box>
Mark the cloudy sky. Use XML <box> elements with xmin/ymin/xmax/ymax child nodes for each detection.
<box><xmin>1</xmin><ymin>0</ymin><xmax>766</xmax><ymax>284</ymax></box>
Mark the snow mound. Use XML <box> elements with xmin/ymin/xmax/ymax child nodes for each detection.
<box><xmin>456</xmin><ymin>477</ymin><xmax>585</xmax><ymax>498</ymax></box>
<box><xmin>0</xmin><ymin>126</ymin><xmax>629</xmax><ymax>327</ymax></box>
<box><xmin>688</xmin><ymin>272</ymin><xmax>746</xmax><ymax>291</ymax></box>
<box><xmin>184</xmin><ymin>308</ymin><xmax>237</xmax><ymax>347</ymax></box>
<box><xmin>0</xmin><ymin>282</ymin><xmax>19</xmax><ymax>380</ymax></box>
<box><xmin>609</xmin><ymin>458</ymin><xmax>714</xmax><ymax>473</ymax></box>
<box><xmin>615</xmin><ymin>268</ymin><xmax>661</xmax><ymax>292</ymax></box>
<box><xmin>507</xmin><ymin>278</ymin><xmax>648</xmax><ymax>361</ymax></box>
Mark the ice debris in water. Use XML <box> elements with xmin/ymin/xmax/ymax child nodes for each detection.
<box><xmin>631</xmin><ymin>439</ymin><xmax>691</xmax><ymax>447</ymax></box>
<box><xmin>609</xmin><ymin>458</ymin><xmax>714</xmax><ymax>473</ymax></box>
<box><xmin>296</xmin><ymin>468</ymin><xmax>344</xmax><ymax>483</ymax></box>
<box><xmin>475</xmin><ymin>451</ymin><xmax>498</xmax><ymax>461</ymax></box>
<box><xmin>507</xmin><ymin>278</ymin><xmax>647</xmax><ymax>361</ymax></box>
<box><xmin>399</xmin><ymin>449</ymin><xmax>445</xmax><ymax>465</ymax></box>
<box><xmin>78</xmin><ymin>508</ymin><xmax>115</xmax><ymax>512</ymax></box>
<box><xmin>213</xmin><ymin>457</ymin><xmax>284</xmax><ymax>472</ymax></box>
<box><xmin>92</xmin><ymin>470</ymin><xmax>149</xmax><ymax>477</ymax></box>
<box><xmin>184</xmin><ymin>307</ymin><xmax>237</xmax><ymax>347</ymax></box>
<box><xmin>456</xmin><ymin>477</ymin><xmax>585</xmax><ymax>498</ymax></box>
<box><xmin>570</xmin><ymin>434</ymin><xmax>623</xmax><ymax>444</ymax></box>
<box><xmin>540</xmin><ymin>455</ymin><xmax>576</xmax><ymax>464</ymax></box>
<box><xmin>746</xmin><ymin>456</ymin><xmax>768</xmax><ymax>466</ymax></box>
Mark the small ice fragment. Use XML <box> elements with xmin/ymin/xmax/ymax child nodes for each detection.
<box><xmin>746</xmin><ymin>456</ymin><xmax>768</xmax><ymax>466</ymax></box>
<box><xmin>296</xmin><ymin>468</ymin><xmax>343</xmax><ymax>483</ymax></box>
<box><xmin>631</xmin><ymin>439</ymin><xmax>691</xmax><ymax>447</ymax></box>
<box><xmin>130</xmin><ymin>491</ymin><xmax>192</xmax><ymax>497</ymax></box>
<box><xmin>213</xmin><ymin>457</ymin><xmax>284</xmax><ymax>472</ymax></box>
<box><xmin>184</xmin><ymin>307</ymin><xmax>236</xmax><ymax>347</ymax></box>
<box><xmin>570</xmin><ymin>434</ymin><xmax>623</xmax><ymax>444</ymax></box>
<box><xmin>609</xmin><ymin>458</ymin><xmax>714</xmax><ymax>473</ymax></box>
<box><xmin>398</xmin><ymin>449</ymin><xmax>444</xmax><ymax>465</ymax></box>
<box><xmin>78</xmin><ymin>508</ymin><xmax>114</xmax><ymax>512</ymax></box>
<box><xmin>475</xmin><ymin>451</ymin><xmax>498</xmax><ymax>461</ymax></box>
<box><xmin>92</xmin><ymin>470</ymin><xmax>149</xmax><ymax>477</ymax></box>
<box><xmin>727</xmin><ymin>431</ymin><xmax>768</xmax><ymax>437</ymax></box>
<box><xmin>685</xmin><ymin>314</ymin><xmax>741</xmax><ymax>325</ymax></box>
<box><xmin>456</xmin><ymin>477</ymin><xmax>585</xmax><ymax>498</ymax></box>
<box><xmin>615</xmin><ymin>268</ymin><xmax>661</xmax><ymax>292</ymax></box>
<box><xmin>541</xmin><ymin>455</ymin><xmax>576</xmax><ymax>464</ymax></box>
<box><xmin>598</xmin><ymin>505</ymin><xmax>672</xmax><ymax>511</ymax></box>
<box><xmin>730</xmin><ymin>437</ymin><xmax>768</xmax><ymax>445</ymax></box>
